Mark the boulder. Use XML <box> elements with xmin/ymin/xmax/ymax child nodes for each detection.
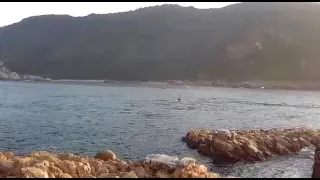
<box><xmin>95</xmin><ymin>150</ymin><xmax>117</xmax><ymax>161</ymax></box>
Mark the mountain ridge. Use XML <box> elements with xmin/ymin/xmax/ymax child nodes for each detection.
<box><xmin>1</xmin><ymin>2</ymin><xmax>320</xmax><ymax>81</ymax></box>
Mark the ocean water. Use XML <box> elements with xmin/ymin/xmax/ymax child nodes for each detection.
<box><xmin>0</xmin><ymin>81</ymin><xmax>319</xmax><ymax>177</ymax></box>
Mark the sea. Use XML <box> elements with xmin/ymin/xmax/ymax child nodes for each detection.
<box><xmin>0</xmin><ymin>80</ymin><xmax>319</xmax><ymax>178</ymax></box>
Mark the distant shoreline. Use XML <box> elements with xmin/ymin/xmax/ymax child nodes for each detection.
<box><xmin>5</xmin><ymin>79</ymin><xmax>320</xmax><ymax>92</ymax></box>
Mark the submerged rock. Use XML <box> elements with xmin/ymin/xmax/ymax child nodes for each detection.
<box><xmin>182</xmin><ymin>127</ymin><xmax>320</xmax><ymax>162</ymax></box>
<box><xmin>0</xmin><ymin>151</ymin><xmax>230</xmax><ymax>178</ymax></box>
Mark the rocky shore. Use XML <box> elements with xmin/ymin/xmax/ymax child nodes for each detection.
<box><xmin>0</xmin><ymin>150</ymin><xmax>237</xmax><ymax>178</ymax></box>
<box><xmin>182</xmin><ymin>128</ymin><xmax>320</xmax><ymax>163</ymax></box>
<box><xmin>0</xmin><ymin>61</ymin><xmax>51</xmax><ymax>82</ymax></box>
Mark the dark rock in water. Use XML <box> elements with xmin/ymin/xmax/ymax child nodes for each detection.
<box><xmin>312</xmin><ymin>144</ymin><xmax>320</xmax><ymax>178</ymax></box>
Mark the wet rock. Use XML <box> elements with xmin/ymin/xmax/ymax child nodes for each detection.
<box><xmin>95</xmin><ymin>150</ymin><xmax>117</xmax><ymax>161</ymax></box>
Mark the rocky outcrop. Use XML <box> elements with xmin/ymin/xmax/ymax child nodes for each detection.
<box><xmin>182</xmin><ymin>128</ymin><xmax>320</xmax><ymax>163</ymax></box>
<box><xmin>312</xmin><ymin>144</ymin><xmax>320</xmax><ymax>178</ymax></box>
<box><xmin>0</xmin><ymin>61</ymin><xmax>51</xmax><ymax>82</ymax></box>
<box><xmin>0</xmin><ymin>150</ymin><xmax>236</xmax><ymax>178</ymax></box>
<box><xmin>0</xmin><ymin>66</ymin><xmax>20</xmax><ymax>81</ymax></box>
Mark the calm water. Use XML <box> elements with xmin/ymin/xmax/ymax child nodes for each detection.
<box><xmin>1</xmin><ymin>81</ymin><xmax>320</xmax><ymax>178</ymax></box>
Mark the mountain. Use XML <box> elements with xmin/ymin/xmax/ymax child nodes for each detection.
<box><xmin>1</xmin><ymin>2</ymin><xmax>320</xmax><ymax>81</ymax></box>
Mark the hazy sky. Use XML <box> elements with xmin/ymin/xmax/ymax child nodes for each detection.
<box><xmin>0</xmin><ymin>2</ymin><xmax>238</xmax><ymax>27</ymax></box>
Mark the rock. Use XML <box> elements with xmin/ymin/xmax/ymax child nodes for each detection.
<box><xmin>172</xmin><ymin>167</ymin><xmax>183</xmax><ymax>178</ymax></box>
<box><xmin>21</xmin><ymin>167</ymin><xmax>49</xmax><ymax>178</ymax></box>
<box><xmin>0</xmin><ymin>67</ymin><xmax>20</xmax><ymax>81</ymax></box>
<box><xmin>10</xmin><ymin>157</ymin><xmax>35</xmax><ymax>176</ymax></box>
<box><xmin>76</xmin><ymin>162</ymin><xmax>92</xmax><ymax>178</ymax></box>
<box><xmin>57</xmin><ymin>173</ymin><xmax>73</xmax><ymax>178</ymax></box>
<box><xmin>132</xmin><ymin>166</ymin><xmax>145</xmax><ymax>178</ymax></box>
<box><xmin>0</xmin><ymin>150</ymin><xmax>224</xmax><ymax>178</ymax></box>
<box><xmin>205</xmin><ymin>172</ymin><xmax>220</xmax><ymax>178</ymax></box>
<box><xmin>47</xmin><ymin>164</ymin><xmax>63</xmax><ymax>174</ymax></box>
<box><xmin>95</xmin><ymin>150</ymin><xmax>117</xmax><ymax>161</ymax></box>
<box><xmin>155</xmin><ymin>170</ymin><xmax>171</xmax><ymax>178</ymax></box>
<box><xmin>117</xmin><ymin>162</ymin><xmax>129</xmax><ymax>171</ymax></box>
<box><xmin>98</xmin><ymin>173</ymin><xmax>119</xmax><ymax>178</ymax></box>
<box><xmin>178</xmin><ymin>157</ymin><xmax>196</xmax><ymax>167</ymax></box>
<box><xmin>216</xmin><ymin>130</ymin><xmax>231</xmax><ymax>141</ymax></box>
<box><xmin>192</xmin><ymin>164</ymin><xmax>207</xmax><ymax>174</ymax></box>
<box><xmin>144</xmin><ymin>154</ymin><xmax>179</xmax><ymax>169</ymax></box>
<box><xmin>214</xmin><ymin>139</ymin><xmax>235</xmax><ymax>153</ymax></box>
<box><xmin>242</xmin><ymin>141</ymin><xmax>259</xmax><ymax>155</ymax></box>
<box><xmin>198</xmin><ymin>144</ymin><xmax>211</xmax><ymax>156</ymax></box>
<box><xmin>1</xmin><ymin>152</ymin><xmax>14</xmax><ymax>160</ymax></box>
<box><xmin>312</xmin><ymin>144</ymin><xmax>320</xmax><ymax>178</ymax></box>
<box><xmin>34</xmin><ymin>154</ymin><xmax>62</xmax><ymax>165</ymax></box>
<box><xmin>0</xmin><ymin>159</ymin><xmax>14</xmax><ymax>172</ymax></box>
<box><xmin>95</xmin><ymin>165</ymin><xmax>109</xmax><ymax>176</ymax></box>
<box><xmin>230</xmin><ymin>132</ymin><xmax>237</xmax><ymax>141</ymax></box>
<box><xmin>182</xmin><ymin>128</ymin><xmax>320</xmax><ymax>162</ymax></box>
<box><xmin>58</xmin><ymin>160</ymin><xmax>77</xmax><ymax>175</ymax></box>
<box><xmin>121</xmin><ymin>171</ymin><xmax>138</xmax><ymax>178</ymax></box>
<box><xmin>0</xmin><ymin>159</ymin><xmax>14</xmax><ymax>177</ymax></box>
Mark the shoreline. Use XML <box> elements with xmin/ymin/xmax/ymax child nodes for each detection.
<box><xmin>3</xmin><ymin>79</ymin><xmax>320</xmax><ymax>92</ymax></box>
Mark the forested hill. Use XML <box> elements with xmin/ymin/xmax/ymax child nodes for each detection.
<box><xmin>1</xmin><ymin>2</ymin><xmax>320</xmax><ymax>81</ymax></box>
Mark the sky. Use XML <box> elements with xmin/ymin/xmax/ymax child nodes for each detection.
<box><xmin>0</xmin><ymin>2</ymin><xmax>239</xmax><ymax>27</ymax></box>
